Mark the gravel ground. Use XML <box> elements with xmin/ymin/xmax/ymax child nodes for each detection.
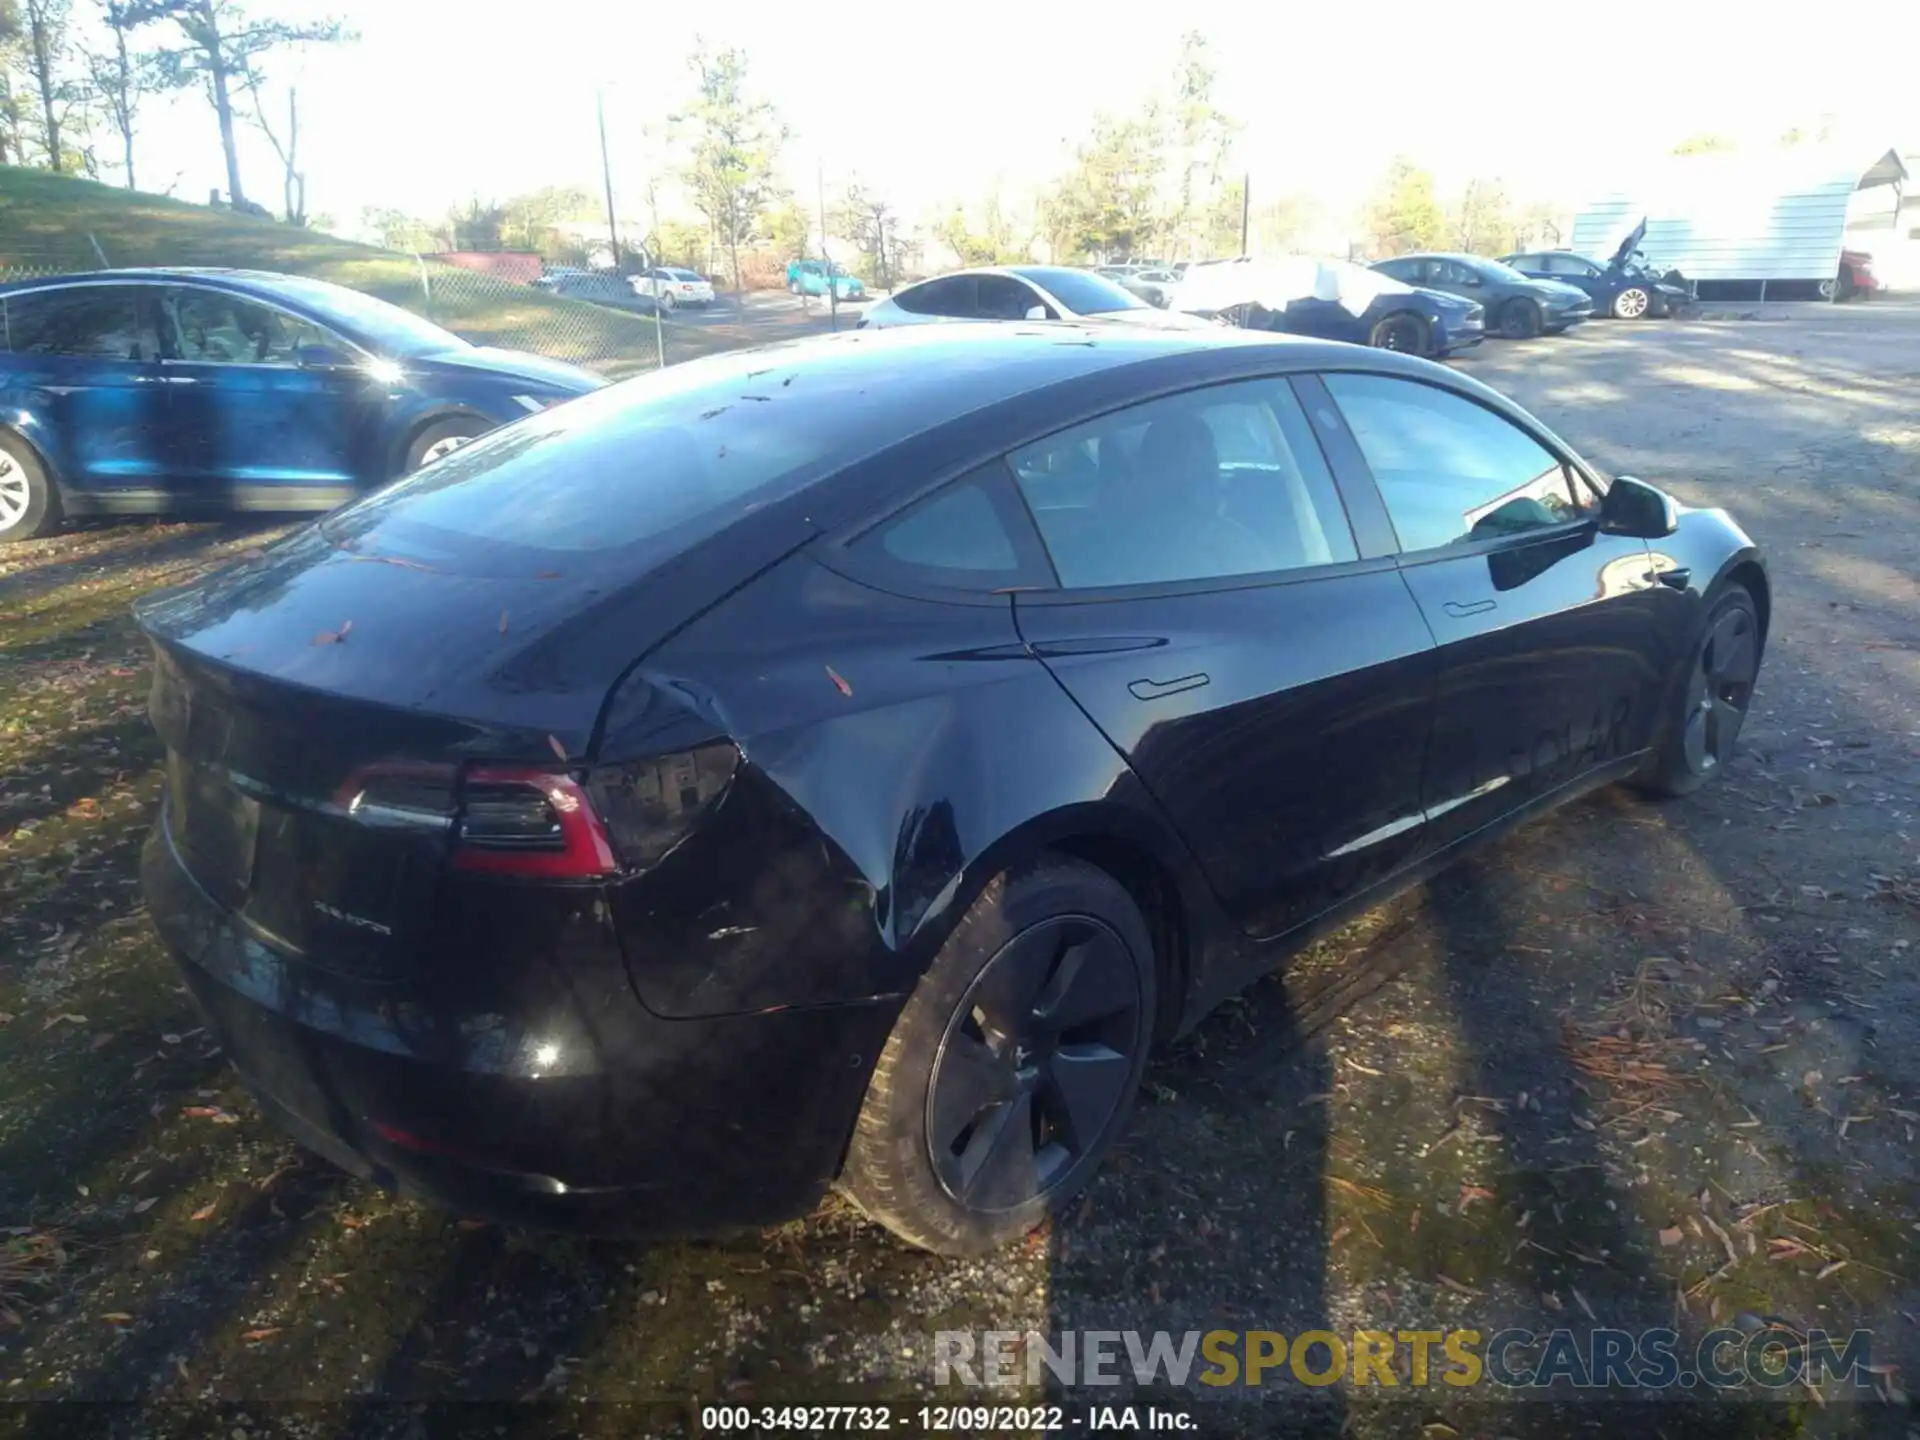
<box><xmin>2</xmin><ymin>305</ymin><xmax>1918</xmax><ymax>1440</ymax></box>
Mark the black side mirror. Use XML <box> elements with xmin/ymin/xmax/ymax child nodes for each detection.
<box><xmin>1597</xmin><ymin>475</ymin><xmax>1678</xmax><ymax>538</ymax></box>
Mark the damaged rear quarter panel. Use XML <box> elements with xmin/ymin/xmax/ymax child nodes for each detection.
<box><xmin>597</xmin><ymin>551</ymin><xmax>1191</xmax><ymax>1018</ymax></box>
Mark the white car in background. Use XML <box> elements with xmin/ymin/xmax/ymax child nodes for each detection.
<box><xmin>629</xmin><ymin>267</ymin><xmax>716</xmax><ymax>311</ymax></box>
<box><xmin>859</xmin><ymin>265</ymin><xmax>1210</xmax><ymax>330</ymax></box>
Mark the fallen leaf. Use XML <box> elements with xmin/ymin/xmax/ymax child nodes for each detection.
<box><xmin>825</xmin><ymin>664</ymin><xmax>853</xmax><ymax>698</ymax></box>
<box><xmin>1659</xmin><ymin>1227</ymin><xmax>1684</xmax><ymax>1247</ymax></box>
<box><xmin>1817</xmin><ymin>1260</ymin><xmax>1850</xmax><ymax>1280</ymax></box>
<box><xmin>101</xmin><ymin>1313</ymin><xmax>134</xmax><ymax>1325</ymax></box>
<box><xmin>181</xmin><ymin>1105</ymin><xmax>224</xmax><ymax>1118</ymax></box>
<box><xmin>133</xmin><ymin>1198</ymin><xmax>157</xmax><ymax>1214</ymax></box>
<box><xmin>498</xmin><ymin>610</ymin><xmax>510</xmax><ymax>635</ymax></box>
<box><xmin>40</xmin><ymin>1012</ymin><xmax>87</xmax><ymax>1032</ymax></box>
<box><xmin>190</xmin><ymin>1203</ymin><xmax>217</xmax><ymax>1222</ymax></box>
<box><xmin>547</xmin><ymin>734</ymin><xmax>568</xmax><ymax>761</ymax></box>
<box><xmin>161</xmin><ymin>1034</ymin><xmax>181</xmax><ymax>1045</ymax></box>
<box><xmin>241</xmin><ymin>1327</ymin><xmax>282</xmax><ymax>1342</ymax></box>
<box><xmin>1459</xmin><ymin>1184</ymin><xmax>1495</xmax><ymax>1212</ymax></box>
<box><xmin>1436</xmin><ymin>1274</ymin><xmax>1479</xmax><ymax>1295</ymax></box>
<box><xmin>311</xmin><ymin>621</ymin><xmax>353</xmax><ymax>646</ymax></box>
<box><xmin>1571</xmin><ymin>1286</ymin><xmax>1597</xmax><ymax>1321</ymax></box>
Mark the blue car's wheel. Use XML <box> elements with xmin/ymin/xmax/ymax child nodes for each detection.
<box><xmin>403</xmin><ymin>416</ymin><xmax>493</xmax><ymax>474</ymax></box>
<box><xmin>0</xmin><ymin>431</ymin><xmax>60</xmax><ymax>544</ymax></box>
<box><xmin>1368</xmin><ymin>312</ymin><xmax>1429</xmax><ymax>355</ymax></box>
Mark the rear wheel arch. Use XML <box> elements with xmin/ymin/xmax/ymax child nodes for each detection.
<box><xmin>904</xmin><ymin>807</ymin><xmax>1204</xmax><ymax>1048</ymax></box>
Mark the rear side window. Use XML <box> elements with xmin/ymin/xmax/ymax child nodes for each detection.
<box><xmin>1008</xmin><ymin>378</ymin><xmax>1358</xmax><ymax>589</ymax></box>
<box><xmin>1322</xmin><ymin>373</ymin><xmax>1591</xmax><ymax>552</ymax></box>
<box><xmin>4</xmin><ymin>287</ymin><xmax>153</xmax><ymax>359</ymax></box>
<box><xmin>843</xmin><ymin>467</ymin><xmax>1048</xmax><ymax>593</ymax></box>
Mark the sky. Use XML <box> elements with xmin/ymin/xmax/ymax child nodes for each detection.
<box><xmin>123</xmin><ymin>0</ymin><xmax>1920</xmax><ymax>242</ymax></box>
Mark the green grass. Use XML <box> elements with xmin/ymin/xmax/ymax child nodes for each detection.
<box><xmin>0</xmin><ymin>168</ymin><xmax>729</xmax><ymax>376</ymax></box>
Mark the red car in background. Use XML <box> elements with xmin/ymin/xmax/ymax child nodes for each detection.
<box><xmin>1835</xmin><ymin>249</ymin><xmax>1881</xmax><ymax>300</ymax></box>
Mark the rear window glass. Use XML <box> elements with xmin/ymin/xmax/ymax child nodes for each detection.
<box><xmin>319</xmin><ymin>337</ymin><xmax>1063</xmax><ymax>568</ymax></box>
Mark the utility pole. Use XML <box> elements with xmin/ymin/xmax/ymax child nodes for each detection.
<box><xmin>818</xmin><ymin>157</ymin><xmax>838</xmax><ymax>333</ymax></box>
<box><xmin>596</xmin><ymin>90</ymin><xmax>621</xmax><ymax>272</ymax></box>
<box><xmin>1240</xmin><ymin>170</ymin><xmax>1251</xmax><ymax>257</ymax></box>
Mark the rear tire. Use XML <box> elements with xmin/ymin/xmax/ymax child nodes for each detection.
<box><xmin>0</xmin><ymin>430</ymin><xmax>61</xmax><ymax>543</ymax></box>
<box><xmin>1634</xmin><ymin>585</ymin><xmax>1762</xmax><ymax>798</ymax></box>
<box><xmin>1612</xmin><ymin>286</ymin><xmax>1651</xmax><ymax>320</ymax></box>
<box><xmin>1500</xmin><ymin>298</ymin><xmax>1542</xmax><ymax>339</ymax></box>
<box><xmin>402</xmin><ymin>416</ymin><xmax>493</xmax><ymax>474</ymax></box>
<box><xmin>838</xmin><ymin>857</ymin><xmax>1156</xmax><ymax>1256</ymax></box>
<box><xmin>1368</xmin><ymin>312</ymin><xmax>1429</xmax><ymax>355</ymax></box>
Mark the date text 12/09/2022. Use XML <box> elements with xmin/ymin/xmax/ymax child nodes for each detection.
<box><xmin>699</xmin><ymin>1406</ymin><xmax>1195</xmax><ymax>1432</ymax></box>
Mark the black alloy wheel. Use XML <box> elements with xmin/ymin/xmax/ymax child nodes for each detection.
<box><xmin>1636</xmin><ymin>586</ymin><xmax>1761</xmax><ymax>797</ymax></box>
<box><xmin>1501</xmin><ymin>298</ymin><xmax>1542</xmax><ymax>339</ymax></box>
<box><xmin>927</xmin><ymin>914</ymin><xmax>1144</xmax><ymax>1212</ymax></box>
<box><xmin>838</xmin><ymin>857</ymin><xmax>1155</xmax><ymax>1255</ymax></box>
<box><xmin>1370</xmin><ymin>313</ymin><xmax>1426</xmax><ymax>354</ymax></box>
<box><xmin>1680</xmin><ymin>597</ymin><xmax>1760</xmax><ymax>779</ymax></box>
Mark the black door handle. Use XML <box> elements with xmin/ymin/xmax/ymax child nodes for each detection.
<box><xmin>1652</xmin><ymin>568</ymin><xmax>1692</xmax><ymax>590</ymax></box>
<box><xmin>1128</xmin><ymin>673</ymin><xmax>1209</xmax><ymax>701</ymax></box>
<box><xmin>1442</xmin><ymin>598</ymin><xmax>1497</xmax><ymax>618</ymax></box>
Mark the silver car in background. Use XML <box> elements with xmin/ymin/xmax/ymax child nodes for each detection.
<box><xmin>859</xmin><ymin>266</ymin><xmax>1212</xmax><ymax>330</ymax></box>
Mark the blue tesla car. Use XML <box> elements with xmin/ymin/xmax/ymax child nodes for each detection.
<box><xmin>0</xmin><ymin>268</ymin><xmax>606</xmax><ymax>542</ymax></box>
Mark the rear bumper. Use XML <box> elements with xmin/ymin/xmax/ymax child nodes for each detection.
<box><xmin>141</xmin><ymin>809</ymin><xmax>898</xmax><ymax>1235</ymax></box>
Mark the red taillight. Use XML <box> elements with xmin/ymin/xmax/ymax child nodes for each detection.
<box><xmin>453</xmin><ymin>767</ymin><xmax>617</xmax><ymax>878</ymax></box>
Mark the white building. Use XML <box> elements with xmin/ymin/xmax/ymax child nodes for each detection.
<box><xmin>1570</xmin><ymin>145</ymin><xmax>1907</xmax><ymax>297</ymax></box>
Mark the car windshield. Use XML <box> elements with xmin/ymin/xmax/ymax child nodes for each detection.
<box><xmin>254</xmin><ymin>275</ymin><xmax>469</xmax><ymax>357</ymax></box>
<box><xmin>1011</xmin><ymin>267</ymin><xmax>1147</xmax><ymax>315</ymax></box>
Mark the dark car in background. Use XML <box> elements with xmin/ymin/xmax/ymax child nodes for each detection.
<box><xmin>1371</xmin><ymin>253</ymin><xmax>1594</xmax><ymax>338</ymax></box>
<box><xmin>1499</xmin><ymin>248</ymin><xmax>1691</xmax><ymax>320</ymax></box>
<box><xmin>860</xmin><ymin>266</ymin><xmax>1211</xmax><ymax>329</ymax></box>
<box><xmin>0</xmin><ymin>268</ymin><xmax>605</xmax><ymax>542</ymax></box>
<box><xmin>1174</xmin><ymin>256</ymin><xmax>1485</xmax><ymax>358</ymax></box>
<box><xmin>136</xmin><ymin>322</ymin><xmax>1767</xmax><ymax>1255</ymax></box>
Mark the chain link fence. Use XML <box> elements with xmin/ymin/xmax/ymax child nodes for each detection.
<box><xmin>0</xmin><ymin>237</ymin><xmax>756</xmax><ymax>379</ymax></box>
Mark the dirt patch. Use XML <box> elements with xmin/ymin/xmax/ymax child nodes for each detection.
<box><xmin>2</xmin><ymin>312</ymin><xmax>1918</xmax><ymax>1438</ymax></box>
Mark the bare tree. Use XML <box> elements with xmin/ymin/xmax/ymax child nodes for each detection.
<box><xmin>21</xmin><ymin>0</ymin><xmax>74</xmax><ymax>172</ymax></box>
<box><xmin>242</xmin><ymin>73</ymin><xmax>300</xmax><ymax>221</ymax></box>
<box><xmin>121</xmin><ymin>0</ymin><xmax>347</xmax><ymax>207</ymax></box>
<box><xmin>81</xmin><ymin>0</ymin><xmax>171</xmax><ymax>188</ymax></box>
<box><xmin>834</xmin><ymin>180</ymin><xmax>898</xmax><ymax>288</ymax></box>
<box><xmin>671</xmin><ymin>42</ymin><xmax>787</xmax><ymax>295</ymax></box>
<box><xmin>0</xmin><ymin>1</ymin><xmax>22</xmax><ymax>166</ymax></box>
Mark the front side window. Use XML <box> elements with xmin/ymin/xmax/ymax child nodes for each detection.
<box><xmin>1008</xmin><ymin>378</ymin><xmax>1358</xmax><ymax>589</ymax></box>
<box><xmin>975</xmin><ymin>275</ymin><xmax>1043</xmax><ymax>320</ymax></box>
<box><xmin>1321</xmin><ymin>373</ymin><xmax>1591</xmax><ymax>553</ymax></box>
<box><xmin>3</xmin><ymin>286</ymin><xmax>153</xmax><ymax>359</ymax></box>
<box><xmin>164</xmin><ymin>288</ymin><xmax>334</xmax><ymax>365</ymax></box>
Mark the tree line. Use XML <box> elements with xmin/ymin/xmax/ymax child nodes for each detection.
<box><xmin>5</xmin><ymin>15</ymin><xmax>1574</xmax><ymax>280</ymax></box>
<box><xmin>1</xmin><ymin>0</ymin><xmax>349</xmax><ymax>222</ymax></box>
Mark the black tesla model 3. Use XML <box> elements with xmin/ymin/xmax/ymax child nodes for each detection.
<box><xmin>137</xmin><ymin>323</ymin><xmax>1767</xmax><ymax>1255</ymax></box>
